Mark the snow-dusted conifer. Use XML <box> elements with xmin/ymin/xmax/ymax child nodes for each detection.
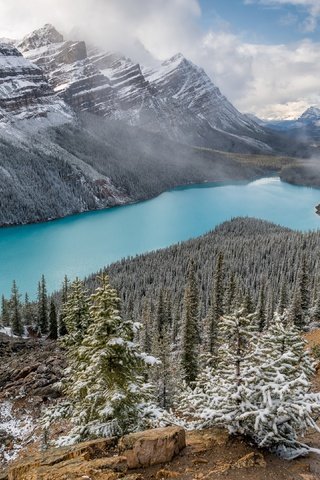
<box><xmin>37</xmin><ymin>275</ymin><xmax>48</xmax><ymax>335</ymax></box>
<box><xmin>10</xmin><ymin>280</ymin><xmax>23</xmax><ymax>337</ymax></box>
<box><xmin>66</xmin><ymin>274</ymin><xmax>157</xmax><ymax>439</ymax></box>
<box><xmin>181</xmin><ymin>260</ymin><xmax>199</xmax><ymax>384</ymax></box>
<box><xmin>48</xmin><ymin>300</ymin><xmax>58</xmax><ymax>340</ymax></box>
<box><xmin>62</xmin><ymin>278</ymin><xmax>90</xmax><ymax>347</ymax></box>
<box><xmin>241</xmin><ymin>313</ymin><xmax>320</xmax><ymax>458</ymax></box>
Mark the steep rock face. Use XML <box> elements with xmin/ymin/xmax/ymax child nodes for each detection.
<box><xmin>143</xmin><ymin>53</ymin><xmax>263</xmax><ymax>136</ymax></box>
<box><xmin>19</xmin><ymin>25</ymin><xmax>116</xmax><ymax>117</ymax></box>
<box><xmin>16</xmin><ymin>25</ymin><xmax>273</xmax><ymax>153</ymax></box>
<box><xmin>0</xmin><ymin>42</ymin><xmax>71</xmax><ymax>123</ymax></box>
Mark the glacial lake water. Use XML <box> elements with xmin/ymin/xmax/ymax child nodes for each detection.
<box><xmin>0</xmin><ymin>176</ymin><xmax>319</xmax><ymax>298</ymax></box>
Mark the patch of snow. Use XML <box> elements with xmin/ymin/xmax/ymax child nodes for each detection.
<box><xmin>0</xmin><ymin>401</ymin><xmax>35</xmax><ymax>463</ymax></box>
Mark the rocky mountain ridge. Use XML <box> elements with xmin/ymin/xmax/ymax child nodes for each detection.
<box><xmin>0</xmin><ymin>41</ymin><xmax>71</xmax><ymax>125</ymax></box>
<box><xmin>14</xmin><ymin>24</ymin><xmax>277</xmax><ymax>153</ymax></box>
<box><xmin>0</xmin><ymin>24</ymin><xmax>311</xmax><ymax>226</ymax></box>
<box><xmin>249</xmin><ymin>106</ymin><xmax>320</xmax><ymax>145</ymax></box>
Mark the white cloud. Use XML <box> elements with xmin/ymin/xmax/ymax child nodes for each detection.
<box><xmin>0</xmin><ymin>0</ymin><xmax>320</xmax><ymax>119</ymax></box>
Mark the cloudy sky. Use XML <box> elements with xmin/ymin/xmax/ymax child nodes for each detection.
<box><xmin>0</xmin><ymin>0</ymin><xmax>320</xmax><ymax>119</ymax></box>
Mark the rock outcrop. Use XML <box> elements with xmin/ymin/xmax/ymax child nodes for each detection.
<box><xmin>0</xmin><ymin>42</ymin><xmax>71</xmax><ymax>124</ymax></box>
<box><xmin>19</xmin><ymin>25</ymin><xmax>115</xmax><ymax>117</ymax></box>
<box><xmin>5</xmin><ymin>427</ymin><xmax>185</xmax><ymax>480</ymax></box>
<box><xmin>4</xmin><ymin>426</ymin><xmax>319</xmax><ymax>480</ymax></box>
<box><xmin>118</xmin><ymin>427</ymin><xmax>186</xmax><ymax>469</ymax></box>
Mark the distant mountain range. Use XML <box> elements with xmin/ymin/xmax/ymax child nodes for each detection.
<box><xmin>247</xmin><ymin>106</ymin><xmax>320</xmax><ymax>145</ymax></box>
<box><xmin>0</xmin><ymin>24</ymin><xmax>311</xmax><ymax>226</ymax></box>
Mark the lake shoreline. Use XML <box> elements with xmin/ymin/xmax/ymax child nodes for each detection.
<box><xmin>0</xmin><ymin>170</ymin><xmax>278</xmax><ymax>230</ymax></box>
<box><xmin>1</xmin><ymin>175</ymin><xmax>320</xmax><ymax>298</ymax></box>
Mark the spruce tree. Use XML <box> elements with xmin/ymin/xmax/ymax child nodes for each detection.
<box><xmin>23</xmin><ymin>293</ymin><xmax>34</xmax><ymax>326</ymax></box>
<box><xmin>311</xmin><ymin>293</ymin><xmax>320</xmax><ymax>324</ymax></box>
<box><xmin>299</xmin><ymin>255</ymin><xmax>309</xmax><ymax>314</ymax></box>
<box><xmin>150</xmin><ymin>323</ymin><xmax>173</xmax><ymax>408</ymax></box>
<box><xmin>1</xmin><ymin>295</ymin><xmax>10</xmax><ymax>327</ymax></box>
<box><xmin>223</xmin><ymin>273</ymin><xmax>236</xmax><ymax>314</ymax></box>
<box><xmin>206</xmin><ymin>253</ymin><xmax>224</xmax><ymax>357</ymax></box>
<box><xmin>58</xmin><ymin>275</ymin><xmax>69</xmax><ymax>337</ymax></box>
<box><xmin>37</xmin><ymin>275</ymin><xmax>48</xmax><ymax>335</ymax></box>
<box><xmin>62</xmin><ymin>278</ymin><xmax>90</xmax><ymax>347</ymax></box>
<box><xmin>176</xmin><ymin>310</ymin><xmax>320</xmax><ymax>458</ymax></box>
<box><xmin>243</xmin><ymin>314</ymin><xmax>320</xmax><ymax>458</ymax></box>
<box><xmin>66</xmin><ymin>274</ymin><xmax>156</xmax><ymax>439</ymax></box>
<box><xmin>256</xmin><ymin>286</ymin><xmax>266</xmax><ymax>332</ymax></box>
<box><xmin>181</xmin><ymin>261</ymin><xmax>199</xmax><ymax>384</ymax></box>
<box><xmin>277</xmin><ymin>283</ymin><xmax>288</xmax><ymax>315</ymax></box>
<box><xmin>288</xmin><ymin>286</ymin><xmax>304</xmax><ymax>329</ymax></box>
<box><xmin>10</xmin><ymin>281</ymin><xmax>23</xmax><ymax>337</ymax></box>
<box><xmin>176</xmin><ymin>307</ymin><xmax>256</xmax><ymax>429</ymax></box>
<box><xmin>48</xmin><ymin>300</ymin><xmax>58</xmax><ymax>340</ymax></box>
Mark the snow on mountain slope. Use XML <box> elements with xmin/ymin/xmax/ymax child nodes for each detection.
<box><xmin>15</xmin><ymin>25</ymin><xmax>273</xmax><ymax>152</ymax></box>
<box><xmin>298</xmin><ymin>106</ymin><xmax>320</xmax><ymax>126</ymax></box>
<box><xmin>19</xmin><ymin>25</ymin><xmax>115</xmax><ymax>117</ymax></box>
<box><xmin>143</xmin><ymin>53</ymin><xmax>263</xmax><ymax>136</ymax></box>
<box><xmin>0</xmin><ymin>42</ymin><xmax>72</xmax><ymax>126</ymax></box>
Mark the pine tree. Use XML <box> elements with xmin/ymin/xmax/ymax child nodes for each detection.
<box><xmin>299</xmin><ymin>255</ymin><xmax>309</xmax><ymax>314</ymax></box>
<box><xmin>155</xmin><ymin>289</ymin><xmax>167</xmax><ymax>340</ymax></box>
<box><xmin>1</xmin><ymin>295</ymin><xmax>10</xmax><ymax>327</ymax></box>
<box><xmin>223</xmin><ymin>273</ymin><xmax>236</xmax><ymax>314</ymax></box>
<box><xmin>277</xmin><ymin>282</ymin><xmax>288</xmax><ymax>315</ymax></box>
<box><xmin>206</xmin><ymin>253</ymin><xmax>224</xmax><ymax>357</ymax></box>
<box><xmin>23</xmin><ymin>293</ymin><xmax>34</xmax><ymax>326</ymax></box>
<box><xmin>62</xmin><ymin>278</ymin><xmax>90</xmax><ymax>347</ymax></box>
<box><xmin>242</xmin><ymin>314</ymin><xmax>320</xmax><ymax>458</ymax></box>
<box><xmin>288</xmin><ymin>285</ymin><xmax>304</xmax><ymax>329</ymax></box>
<box><xmin>181</xmin><ymin>261</ymin><xmax>199</xmax><ymax>384</ymax></box>
<box><xmin>150</xmin><ymin>324</ymin><xmax>174</xmax><ymax>409</ymax></box>
<box><xmin>311</xmin><ymin>293</ymin><xmax>320</xmax><ymax>324</ymax></box>
<box><xmin>176</xmin><ymin>307</ymin><xmax>256</xmax><ymax>429</ymax></box>
<box><xmin>10</xmin><ymin>281</ymin><xmax>23</xmax><ymax>337</ymax></box>
<box><xmin>242</xmin><ymin>291</ymin><xmax>254</xmax><ymax>315</ymax></box>
<box><xmin>256</xmin><ymin>286</ymin><xmax>266</xmax><ymax>332</ymax></box>
<box><xmin>139</xmin><ymin>299</ymin><xmax>152</xmax><ymax>353</ymax></box>
<box><xmin>66</xmin><ymin>274</ymin><xmax>156</xmax><ymax>439</ymax></box>
<box><xmin>37</xmin><ymin>275</ymin><xmax>48</xmax><ymax>335</ymax></box>
<box><xmin>58</xmin><ymin>275</ymin><xmax>69</xmax><ymax>337</ymax></box>
<box><xmin>48</xmin><ymin>300</ymin><xmax>58</xmax><ymax>340</ymax></box>
<box><xmin>176</xmin><ymin>310</ymin><xmax>320</xmax><ymax>459</ymax></box>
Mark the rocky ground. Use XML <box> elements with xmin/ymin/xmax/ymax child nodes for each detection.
<box><xmin>0</xmin><ymin>332</ymin><xmax>320</xmax><ymax>479</ymax></box>
<box><xmin>1</xmin><ymin>426</ymin><xmax>320</xmax><ymax>480</ymax></box>
<box><xmin>0</xmin><ymin>334</ymin><xmax>66</xmax><ymax>465</ymax></box>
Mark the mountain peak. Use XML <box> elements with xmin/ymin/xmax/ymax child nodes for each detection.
<box><xmin>299</xmin><ymin>106</ymin><xmax>320</xmax><ymax>121</ymax></box>
<box><xmin>17</xmin><ymin>24</ymin><xmax>64</xmax><ymax>52</ymax></box>
<box><xmin>163</xmin><ymin>52</ymin><xmax>187</xmax><ymax>67</ymax></box>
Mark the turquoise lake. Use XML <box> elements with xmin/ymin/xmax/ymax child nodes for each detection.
<box><xmin>0</xmin><ymin>177</ymin><xmax>319</xmax><ymax>298</ymax></box>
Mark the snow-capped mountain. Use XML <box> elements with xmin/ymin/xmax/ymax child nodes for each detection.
<box><xmin>251</xmin><ymin>106</ymin><xmax>320</xmax><ymax>145</ymax></box>
<box><xmin>143</xmin><ymin>53</ymin><xmax>262</xmax><ymax>136</ymax></box>
<box><xmin>298</xmin><ymin>106</ymin><xmax>320</xmax><ymax>126</ymax></box>
<box><xmin>14</xmin><ymin>24</ymin><xmax>276</xmax><ymax>153</ymax></box>
<box><xmin>0</xmin><ymin>41</ymin><xmax>71</xmax><ymax>125</ymax></box>
<box><xmin>18</xmin><ymin>25</ymin><xmax>115</xmax><ymax>117</ymax></box>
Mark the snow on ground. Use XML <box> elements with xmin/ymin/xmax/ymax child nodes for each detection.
<box><xmin>0</xmin><ymin>401</ymin><xmax>35</xmax><ymax>463</ymax></box>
